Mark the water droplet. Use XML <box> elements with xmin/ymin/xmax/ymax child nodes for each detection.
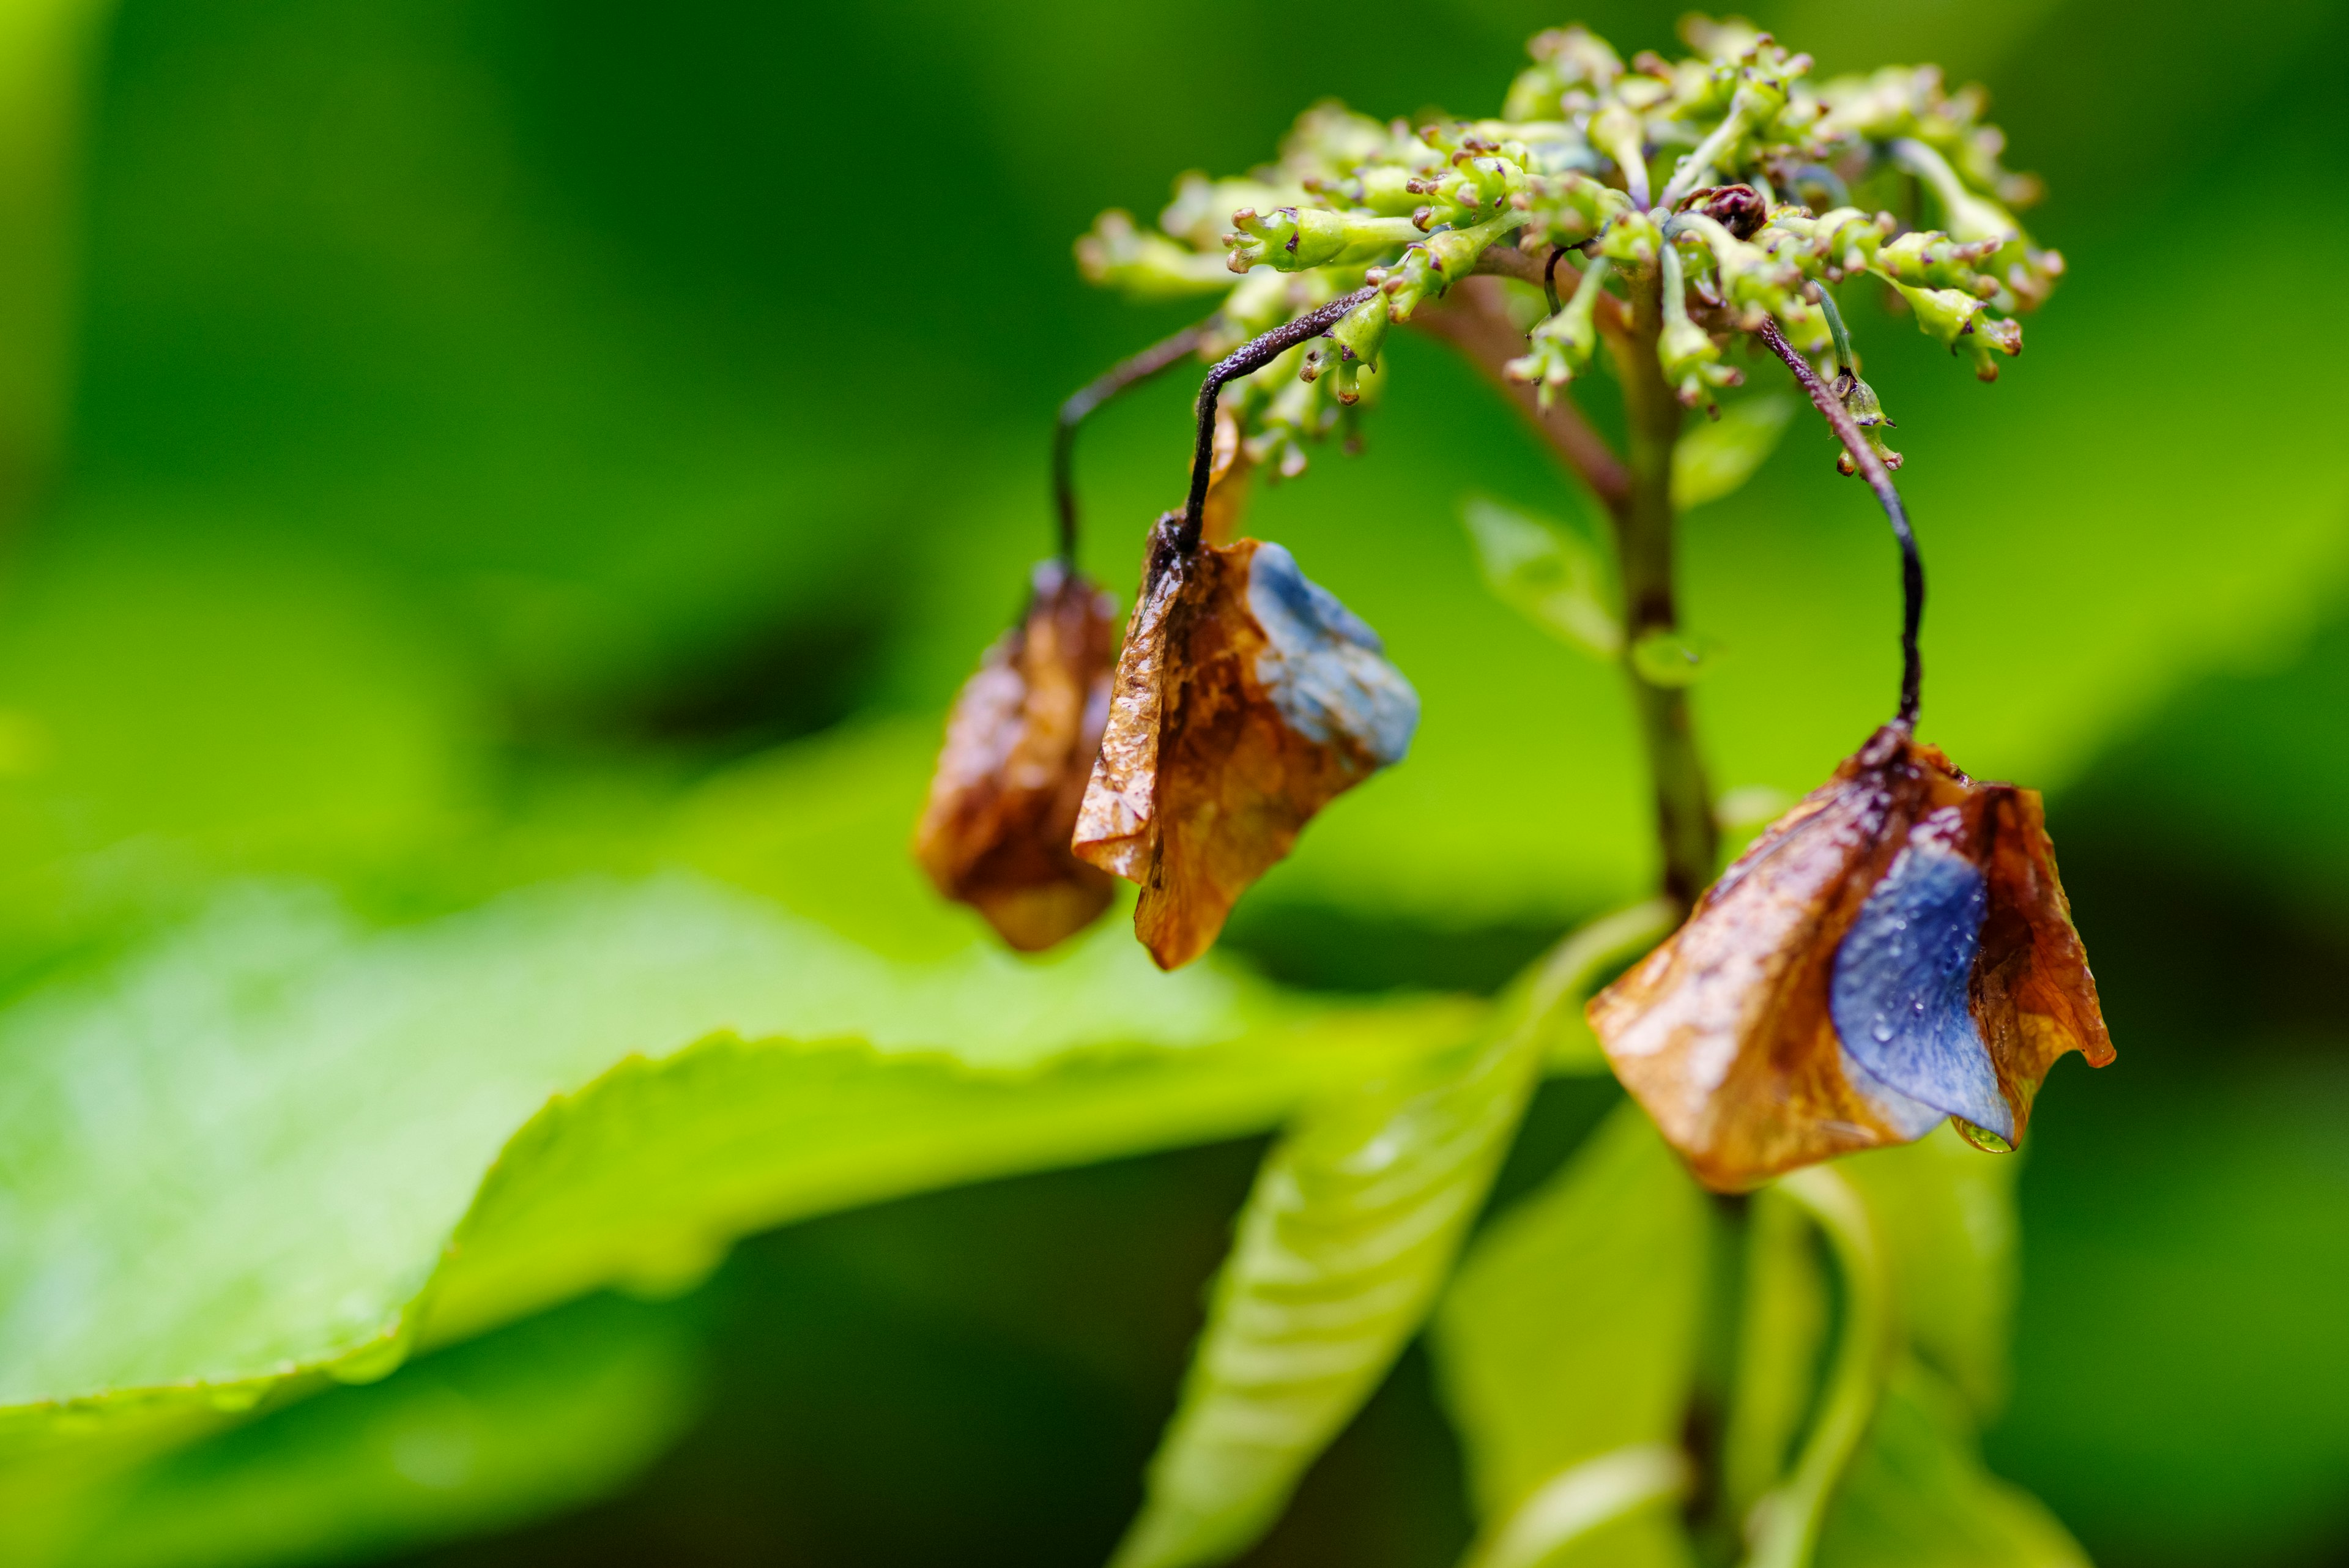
<box><xmin>1870</xmin><ymin>1019</ymin><xmax>1895</xmax><ymax>1043</ymax></box>
<box><xmin>1954</xmin><ymin>1119</ymin><xmax>2014</xmax><ymax>1154</ymax></box>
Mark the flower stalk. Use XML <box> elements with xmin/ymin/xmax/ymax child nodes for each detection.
<box><xmin>1055</xmin><ymin>320</ymin><xmax>1214</xmax><ymax>565</ymax></box>
<box><xmin>1754</xmin><ymin>318</ymin><xmax>1922</xmax><ymax>723</ymax></box>
<box><xmin>1612</xmin><ymin>261</ymin><xmax>1720</xmax><ymax>911</ymax></box>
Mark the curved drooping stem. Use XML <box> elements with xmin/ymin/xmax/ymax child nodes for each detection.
<box><xmin>1055</xmin><ymin>319</ymin><xmax>1213</xmax><ymax>564</ymax></box>
<box><xmin>1176</xmin><ymin>287</ymin><xmax>1378</xmax><ymax>554</ymax></box>
<box><xmin>1756</xmin><ymin>318</ymin><xmax>1923</xmax><ymax>725</ymax></box>
<box><xmin>1742</xmin><ymin>1167</ymin><xmax>1892</xmax><ymax>1568</ymax></box>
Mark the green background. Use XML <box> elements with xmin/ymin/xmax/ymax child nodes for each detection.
<box><xmin>0</xmin><ymin>0</ymin><xmax>2343</xmax><ymax>1564</ymax></box>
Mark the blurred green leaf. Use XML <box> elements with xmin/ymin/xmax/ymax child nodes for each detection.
<box><xmin>1841</xmin><ymin>1124</ymin><xmax>2019</xmax><ymax>1417</ymax></box>
<box><xmin>0</xmin><ymin>833</ymin><xmax>1477</xmax><ymax>1468</ymax></box>
<box><xmin>1111</xmin><ymin>991</ymin><xmax>1546</xmax><ymax>1568</ymax></box>
<box><xmin>48</xmin><ymin>1294</ymin><xmax>700</xmax><ymax>1568</ymax></box>
<box><xmin>1459</xmin><ymin>494</ymin><xmax>1622</xmax><ymax>661</ymax></box>
<box><xmin>1816</xmin><ymin>1359</ymin><xmax>2087</xmax><ymax>1568</ymax></box>
<box><xmin>1432</xmin><ymin>1103</ymin><xmax>1708</xmax><ymax>1567</ymax></box>
<box><xmin>1723</xmin><ymin>1188</ymin><xmax>1829</xmax><ymax>1526</ymax></box>
<box><xmin>1671</xmin><ymin>395</ymin><xmax>1794</xmax><ymax>513</ymax></box>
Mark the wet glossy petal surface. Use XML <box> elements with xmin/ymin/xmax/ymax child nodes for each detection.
<box><xmin>1590</xmin><ymin>722</ymin><xmax>2113</xmax><ymax>1189</ymax></box>
<box><xmin>1245</xmin><ymin>542</ymin><xmax>1417</xmax><ymax>763</ymax></box>
<box><xmin>1075</xmin><ymin>524</ymin><xmax>1416</xmax><ymax>970</ymax></box>
<box><xmin>914</xmin><ymin>561</ymin><xmax>1118</xmax><ymax>951</ymax></box>
<box><xmin>1830</xmin><ymin>820</ymin><xmax>2009</xmax><ymax>1139</ymax></box>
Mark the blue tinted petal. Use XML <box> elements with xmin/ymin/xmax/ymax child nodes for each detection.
<box><xmin>1830</xmin><ymin>833</ymin><xmax>2011</xmax><ymax>1140</ymax></box>
<box><xmin>1245</xmin><ymin>543</ymin><xmax>1419</xmax><ymax>766</ymax></box>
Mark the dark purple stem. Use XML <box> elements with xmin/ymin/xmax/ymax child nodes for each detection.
<box><xmin>1055</xmin><ymin>321</ymin><xmax>1212</xmax><ymax>564</ymax></box>
<box><xmin>1756</xmin><ymin>318</ymin><xmax>1924</xmax><ymax>725</ymax></box>
<box><xmin>1176</xmin><ymin>286</ymin><xmax>1378</xmax><ymax>554</ymax></box>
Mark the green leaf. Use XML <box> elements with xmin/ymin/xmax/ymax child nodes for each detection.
<box><xmin>0</xmin><ymin>869</ymin><xmax>1478</xmax><ymax>1471</ymax></box>
<box><xmin>1459</xmin><ymin>494</ymin><xmax>1622</xmax><ymax>660</ymax></box>
<box><xmin>1431</xmin><ymin>1103</ymin><xmax>1709</xmax><ymax>1567</ymax></box>
<box><xmin>1109</xmin><ymin>988</ymin><xmax>1550</xmax><ymax>1568</ymax></box>
<box><xmin>44</xmin><ymin>1295</ymin><xmax>701</xmax><ymax>1568</ymax></box>
<box><xmin>1815</xmin><ymin>1359</ymin><xmax>2087</xmax><ymax>1568</ymax></box>
<box><xmin>1721</xmin><ymin>1186</ymin><xmax>1828</xmax><ymax>1526</ymax></box>
<box><xmin>1671</xmin><ymin>395</ymin><xmax>1794</xmax><ymax>511</ymax></box>
<box><xmin>1839</xmin><ymin>1124</ymin><xmax>2018</xmax><ymax>1416</ymax></box>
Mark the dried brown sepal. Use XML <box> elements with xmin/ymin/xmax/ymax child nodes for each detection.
<box><xmin>1201</xmin><ymin>404</ymin><xmax>1255</xmax><ymax>548</ymax></box>
<box><xmin>913</xmin><ymin>560</ymin><xmax>1119</xmax><ymax>951</ymax></box>
<box><xmin>1075</xmin><ymin>519</ymin><xmax>1417</xmax><ymax>970</ymax></box>
<box><xmin>1588</xmin><ymin>721</ymin><xmax>2111</xmax><ymax>1190</ymax></box>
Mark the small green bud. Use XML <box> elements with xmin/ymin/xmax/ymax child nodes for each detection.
<box><xmin>1871</xmin><ymin>230</ymin><xmax>2002</xmax><ymax>297</ymax></box>
<box><xmin>1379</xmin><ymin>207</ymin><xmax>1529</xmax><ymax>321</ymax></box>
<box><xmin>1887</xmin><ymin>280</ymin><xmax>2022</xmax><ymax>380</ymax></box>
<box><xmin>1598</xmin><ymin>209</ymin><xmax>1663</xmax><ymax>268</ymax></box>
<box><xmin>1660</xmin><ymin>316</ymin><xmax>1742</xmax><ymax>408</ymax></box>
<box><xmin>1674</xmin><ymin>215</ymin><xmax>1803</xmax><ymax>322</ymax></box>
<box><xmin>1226</xmin><ymin>206</ymin><xmax>1423</xmax><ymax>272</ymax></box>
<box><xmin>1401</xmin><ymin>145</ymin><xmax>1531</xmax><ymax>230</ymax></box>
<box><xmin>1277</xmin><ymin>102</ymin><xmax>1393</xmax><ymax>183</ymax></box>
<box><xmin>1339</xmin><ymin>164</ymin><xmax>1423</xmax><ymax>217</ymax></box>
<box><xmin>1588</xmin><ymin>103</ymin><xmax>1647</xmax><ymax>199</ymax></box>
<box><xmin>1075</xmin><ymin>210</ymin><xmax>1233</xmax><ymax>300</ymax></box>
<box><xmin>1763</xmin><ymin>206</ymin><xmax>1893</xmax><ymax>278</ymax></box>
<box><xmin>1322</xmin><ymin>293</ymin><xmax>1392</xmax><ymax>405</ymax></box>
<box><xmin>1161</xmin><ymin>173</ymin><xmax>1301</xmax><ymax>250</ymax></box>
<box><xmin>1505</xmin><ymin>257</ymin><xmax>1611</xmax><ymax>407</ymax></box>
<box><xmin>1835</xmin><ymin>374</ymin><xmax>1903</xmax><ymax>475</ymax></box>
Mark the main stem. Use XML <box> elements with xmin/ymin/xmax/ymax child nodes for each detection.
<box><xmin>1611</xmin><ymin>264</ymin><xmax>1718</xmax><ymax>912</ymax></box>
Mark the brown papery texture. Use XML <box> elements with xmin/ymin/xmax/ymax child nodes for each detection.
<box><xmin>1074</xmin><ymin>522</ymin><xmax>1390</xmax><ymax>970</ymax></box>
<box><xmin>1200</xmin><ymin>406</ymin><xmax>1253</xmax><ymax>548</ymax></box>
<box><xmin>913</xmin><ymin>562</ymin><xmax>1118</xmax><ymax>951</ymax></box>
<box><xmin>1975</xmin><ymin>787</ymin><xmax>2115</xmax><ymax>1116</ymax></box>
<box><xmin>1590</xmin><ymin>723</ymin><xmax>2112</xmax><ymax>1190</ymax></box>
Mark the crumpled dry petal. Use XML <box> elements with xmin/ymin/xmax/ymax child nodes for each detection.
<box><xmin>913</xmin><ymin>560</ymin><xmax>1118</xmax><ymax>951</ymax></box>
<box><xmin>1200</xmin><ymin>404</ymin><xmax>1253</xmax><ymax>548</ymax></box>
<box><xmin>1588</xmin><ymin>721</ymin><xmax>2112</xmax><ymax>1190</ymax></box>
<box><xmin>1074</xmin><ymin>518</ymin><xmax>1417</xmax><ymax>970</ymax></box>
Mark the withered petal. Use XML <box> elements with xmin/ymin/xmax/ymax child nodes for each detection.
<box><xmin>1590</xmin><ymin>721</ymin><xmax>2112</xmax><ymax>1190</ymax></box>
<box><xmin>914</xmin><ymin>560</ymin><xmax>1118</xmax><ymax>952</ymax></box>
<box><xmin>1074</xmin><ymin>522</ymin><xmax>1416</xmax><ymax>970</ymax></box>
<box><xmin>1245</xmin><ymin>543</ymin><xmax>1417</xmax><ymax>766</ymax></box>
<box><xmin>1830</xmin><ymin>809</ymin><xmax>2009</xmax><ymax>1140</ymax></box>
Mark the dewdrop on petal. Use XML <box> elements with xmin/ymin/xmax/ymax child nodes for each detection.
<box><xmin>1588</xmin><ymin>721</ymin><xmax>2113</xmax><ymax>1190</ymax></box>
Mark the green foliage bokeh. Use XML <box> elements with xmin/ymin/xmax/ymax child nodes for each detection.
<box><xmin>0</xmin><ymin>1</ymin><xmax>2343</xmax><ymax>1566</ymax></box>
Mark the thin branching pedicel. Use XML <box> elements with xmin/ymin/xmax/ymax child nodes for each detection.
<box><xmin>1054</xmin><ymin>322</ymin><xmax>1213</xmax><ymax>565</ymax></box>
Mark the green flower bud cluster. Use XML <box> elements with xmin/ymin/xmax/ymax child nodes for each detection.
<box><xmin>1505</xmin><ymin>256</ymin><xmax>1610</xmax><ymax>407</ymax></box>
<box><xmin>1072</xmin><ymin>15</ymin><xmax>2062</xmax><ymax>481</ymax></box>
